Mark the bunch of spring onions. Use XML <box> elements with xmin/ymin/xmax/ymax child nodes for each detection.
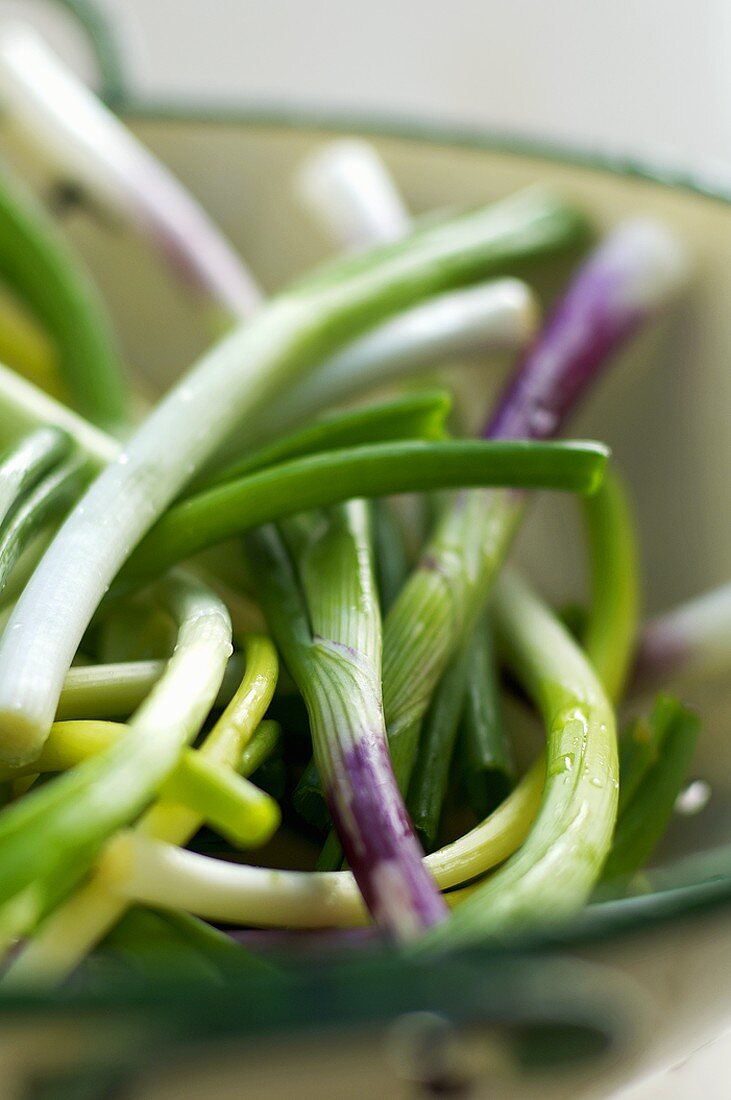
<box><xmin>0</xmin><ymin>27</ymin><xmax>718</xmax><ymax>989</ymax></box>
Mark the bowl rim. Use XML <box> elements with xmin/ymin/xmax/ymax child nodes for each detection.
<box><xmin>121</xmin><ymin>97</ymin><xmax>731</xmax><ymax>212</ymax></box>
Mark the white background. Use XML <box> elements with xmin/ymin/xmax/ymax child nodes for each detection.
<box><xmin>8</xmin><ymin>0</ymin><xmax>731</xmax><ymax>178</ymax></box>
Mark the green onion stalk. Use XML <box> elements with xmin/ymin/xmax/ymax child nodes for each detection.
<box><xmin>0</xmin><ymin>427</ymin><xmax>85</xmax><ymax>596</ymax></box>
<box><xmin>203</xmin><ymin>389</ymin><xmax>453</xmax><ymax>488</ymax></box>
<box><xmin>407</xmin><ymin>631</ymin><xmax>475</xmax><ymax>851</ymax></box>
<box><xmin>0</xmin><ymin>449</ymin><xmax>87</xmax><ymax>595</ymax></box>
<box><xmin>602</xmin><ymin>694</ymin><xmax>700</xmax><ymax>885</ymax></box>
<box><xmin>122</xmin><ymin>439</ymin><xmax>607</xmax><ymax>586</ymax></box>
<box><xmin>227</xmin><ymin>278</ymin><xmax>538</xmax><ymax>447</ymax></box>
<box><xmin>408</xmin><ymin>615</ymin><xmax>515</xmax><ymax>851</ymax></box>
<box><xmin>0</xmin><ymin>573</ymin><xmax>232</xmax><ymax>955</ymax></box>
<box><xmin>416</xmin><ymin>567</ymin><xmax>618</xmax><ymax>951</ymax></box>
<box><xmin>0</xmin><ymin>187</ymin><xmax>589</xmax><ymax>765</ymax></box>
<box><xmin>458</xmin><ymin>618</ymin><xmax>515</xmax><ymax>820</ymax></box>
<box><xmin>0</xmin><ymin>23</ymin><xmax>262</xmax><ymax>327</ymax></box>
<box><xmin>419</xmin><ymin>464</ymin><xmax>641</xmax><ymax>894</ymax></box>
<box><xmin>582</xmin><ymin>467</ymin><xmax>639</xmax><ymax>700</ymax></box>
<box><xmin>247</xmin><ymin>505</ymin><xmax>447</xmax><ymax>939</ymax></box>
<box><xmin>0</xmin><ymin>427</ymin><xmax>71</xmax><ymax>525</ymax></box>
<box><xmin>91</xmin><ymin>799</ymin><xmax>528</xmax><ymax>931</ymax></box>
<box><xmin>3</xmin><ymin>635</ymin><xmax>278</xmax><ymax>984</ymax></box>
<box><xmin>0</xmin><ymin>360</ymin><xmax>117</xmax><ymax>466</ymax></box>
<box><xmin>0</xmin><ymin>166</ymin><xmax>128</xmax><ymax>430</ymax></box>
<box><xmin>372</xmin><ymin>498</ymin><xmax>411</xmax><ymax>612</ymax></box>
<box><xmin>54</xmin><ymin>654</ymin><xmax>245</xmax><ymax>721</ymax></box>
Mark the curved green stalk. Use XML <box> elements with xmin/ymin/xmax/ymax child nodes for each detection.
<box><xmin>0</xmin><ymin>574</ymin><xmax>232</xmax><ymax>952</ymax></box>
<box><xmin>92</xmin><ymin>819</ymin><xmax>498</xmax><ymax>930</ymax></box>
<box><xmin>5</xmin><ymin>635</ymin><xmax>278</xmax><ymax>984</ymax></box>
<box><xmin>419</xmin><ymin>462</ymin><xmax>640</xmax><ymax>899</ymax></box>
<box><xmin>0</xmin><ymin>452</ymin><xmax>87</xmax><ymax>593</ymax></box>
<box><xmin>55</xmin><ymin>654</ymin><xmax>244</xmax><ymax>721</ymax></box>
<box><xmin>459</xmin><ymin>618</ymin><xmax>515</xmax><ymax>819</ymax></box>
<box><xmin>407</xmin><ymin>614</ymin><xmax>516</xmax><ymax>852</ymax></box>
<box><xmin>581</xmin><ymin>469</ymin><xmax>639</xmax><ymax>700</ymax></box>
<box><xmin>0</xmin><ymin>360</ymin><xmax>117</xmax><ymax>467</ymax></box>
<box><xmin>383</xmin><ymin>488</ymin><xmax>523</xmax><ymax>788</ymax></box>
<box><xmin>416</xmin><ymin>570</ymin><xmax>618</xmax><ymax>951</ymax></box>
<box><xmin>247</xmin><ymin>509</ymin><xmax>447</xmax><ymax>938</ymax></box>
<box><xmin>603</xmin><ymin>696</ymin><xmax>700</xmax><ymax>883</ymax></box>
<box><xmin>0</xmin><ymin>168</ymin><xmax>128</xmax><ymax>429</ymax></box>
<box><xmin>0</xmin><ymin>24</ymin><xmax>262</xmax><ymax>325</ymax></box>
<box><xmin>198</xmin><ymin>389</ymin><xmax>452</xmax><ymax>489</ymax></box>
<box><xmin>123</xmin><ymin>440</ymin><xmax>607</xmax><ymax>586</ymax></box>
<box><xmin>239</xmin><ymin>720</ymin><xmax>281</xmax><ymax>776</ymax></box>
<box><xmin>372</xmin><ymin>498</ymin><xmax>411</xmax><ymax>612</ymax></box>
<box><xmin>407</xmin><ymin>636</ymin><xmax>473</xmax><ymax>851</ymax></box>
<box><xmin>0</xmin><ymin>426</ymin><xmax>72</xmax><ymax>526</ymax></box>
<box><xmin>249</xmin><ymin>279</ymin><xmax>537</xmax><ymax>443</ymax></box>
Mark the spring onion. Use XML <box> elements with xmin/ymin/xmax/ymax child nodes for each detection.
<box><xmin>458</xmin><ymin>618</ymin><xmax>515</xmax><ymax>819</ymax></box>
<box><xmin>416</xmin><ymin>568</ymin><xmax>618</xmax><ymax>950</ymax></box>
<box><xmin>297</xmin><ymin>139</ymin><xmax>410</xmax><ymax>250</ymax></box>
<box><xmin>123</xmin><ymin>439</ymin><xmax>607</xmax><ymax>587</ymax></box>
<box><xmin>253</xmin><ymin>279</ymin><xmax>537</xmax><ymax>442</ymax></box>
<box><xmin>247</xmin><ymin>506</ymin><xmax>446</xmax><ymax>938</ymax></box>
<box><xmin>0</xmin><ymin>451</ymin><xmax>87</xmax><ymax>594</ymax></box>
<box><xmin>602</xmin><ymin>696</ymin><xmax>700</xmax><ymax>883</ymax></box>
<box><xmin>200</xmin><ymin>388</ymin><xmax>453</xmax><ymax>489</ymax></box>
<box><xmin>407</xmin><ymin>636</ymin><xmax>473</xmax><ymax>852</ymax></box>
<box><xmin>0</xmin><ymin>166</ymin><xmax>128</xmax><ymax>429</ymax></box>
<box><xmin>0</xmin><ymin>24</ymin><xmax>262</xmax><ymax>326</ymax></box>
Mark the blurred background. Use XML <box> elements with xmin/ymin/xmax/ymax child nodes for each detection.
<box><xmin>4</xmin><ymin>0</ymin><xmax>731</xmax><ymax>178</ymax></box>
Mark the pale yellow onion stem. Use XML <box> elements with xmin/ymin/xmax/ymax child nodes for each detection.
<box><xmin>3</xmin><ymin>635</ymin><xmax>277</xmax><ymax>985</ymax></box>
